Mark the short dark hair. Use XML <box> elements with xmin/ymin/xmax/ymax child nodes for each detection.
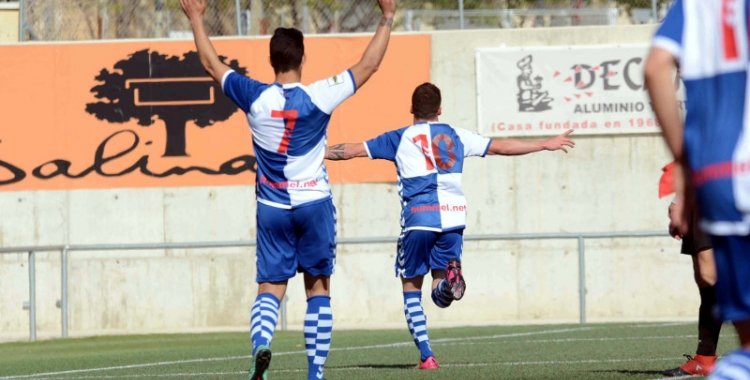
<box><xmin>270</xmin><ymin>28</ymin><xmax>304</xmax><ymax>74</ymax></box>
<box><xmin>411</xmin><ymin>83</ymin><xmax>441</xmax><ymax>119</ymax></box>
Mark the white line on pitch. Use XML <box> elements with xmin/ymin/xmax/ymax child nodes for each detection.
<box><xmin>34</xmin><ymin>373</ymin><xmax>248</xmax><ymax>380</ymax></box>
<box><xmin>0</xmin><ymin>327</ymin><xmax>594</xmax><ymax>379</ymax></box>
<box><xmin>439</xmin><ymin>356</ymin><xmax>681</xmax><ymax>367</ymax></box>
<box><xmin>405</xmin><ymin>326</ymin><xmax>597</xmax><ymax>345</ymax></box>
<box><xmin>442</xmin><ymin>334</ymin><xmax>697</xmax><ymax>346</ymax></box>
<box><xmin>629</xmin><ymin>322</ymin><xmax>692</xmax><ymax>328</ymax></box>
<box><xmin>32</xmin><ymin>357</ymin><xmax>686</xmax><ymax>380</ymax></box>
<box><xmin>0</xmin><ymin>323</ymin><xmax>695</xmax><ymax>380</ymax></box>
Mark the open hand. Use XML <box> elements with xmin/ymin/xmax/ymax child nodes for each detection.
<box><xmin>180</xmin><ymin>0</ymin><xmax>206</xmax><ymax>21</ymax></box>
<box><xmin>378</xmin><ymin>0</ymin><xmax>396</xmax><ymax>18</ymax></box>
<box><xmin>542</xmin><ymin>130</ymin><xmax>575</xmax><ymax>153</ymax></box>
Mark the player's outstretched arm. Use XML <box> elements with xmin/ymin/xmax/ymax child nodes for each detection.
<box><xmin>325</xmin><ymin>143</ymin><xmax>369</xmax><ymax>160</ymax></box>
<box><xmin>349</xmin><ymin>0</ymin><xmax>396</xmax><ymax>89</ymax></box>
<box><xmin>181</xmin><ymin>0</ymin><xmax>231</xmax><ymax>85</ymax></box>
<box><xmin>487</xmin><ymin>130</ymin><xmax>575</xmax><ymax>156</ymax></box>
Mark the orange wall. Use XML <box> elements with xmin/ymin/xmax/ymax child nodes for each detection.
<box><xmin>0</xmin><ymin>36</ymin><xmax>430</xmax><ymax>191</ymax></box>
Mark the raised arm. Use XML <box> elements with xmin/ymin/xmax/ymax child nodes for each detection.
<box><xmin>487</xmin><ymin>130</ymin><xmax>575</xmax><ymax>156</ymax></box>
<box><xmin>181</xmin><ymin>0</ymin><xmax>231</xmax><ymax>85</ymax></box>
<box><xmin>349</xmin><ymin>0</ymin><xmax>395</xmax><ymax>89</ymax></box>
<box><xmin>325</xmin><ymin>143</ymin><xmax>369</xmax><ymax>161</ymax></box>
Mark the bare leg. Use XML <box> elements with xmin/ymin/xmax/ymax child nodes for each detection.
<box><xmin>431</xmin><ymin>269</ymin><xmax>446</xmax><ymax>291</ymax></box>
<box><xmin>693</xmin><ymin>249</ymin><xmax>717</xmax><ymax>288</ymax></box>
<box><xmin>403</xmin><ymin>275</ymin><xmax>425</xmax><ymax>292</ymax></box>
<box><xmin>735</xmin><ymin>320</ymin><xmax>750</xmax><ymax>349</ymax></box>
<box><xmin>304</xmin><ymin>273</ymin><xmax>330</xmax><ymax>298</ymax></box>
<box><xmin>258</xmin><ymin>280</ymin><xmax>288</xmax><ymax>301</ymax></box>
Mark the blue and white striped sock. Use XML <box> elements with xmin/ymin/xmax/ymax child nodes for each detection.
<box><xmin>709</xmin><ymin>349</ymin><xmax>750</xmax><ymax>380</ymax></box>
<box><xmin>404</xmin><ymin>291</ymin><xmax>434</xmax><ymax>361</ymax></box>
<box><xmin>250</xmin><ymin>293</ymin><xmax>280</xmax><ymax>355</ymax></box>
<box><xmin>431</xmin><ymin>279</ymin><xmax>453</xmax><ymax>308</ymax></box>
<box><xmin>305</xmin><ymin>295</ymin><xmax>332</xmax><ymax>380</ymax></box>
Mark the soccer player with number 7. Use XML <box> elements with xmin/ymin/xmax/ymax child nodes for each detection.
<box><xmin>326</xmin><ymin>83</ymin><xmax>574</xmax><ymax>369</ymax></box>
<box><xmin>180</xmin><ymin>0</ymin><xmax>395</xmax><ymax>379</ymax></box>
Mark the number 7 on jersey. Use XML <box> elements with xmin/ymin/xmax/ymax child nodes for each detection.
<box><xmin>272</xmin><ymin>110</ymin><xmax>298</xmax><ymax>154</ymax></box>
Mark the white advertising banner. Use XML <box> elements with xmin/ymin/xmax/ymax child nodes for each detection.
<box><xmin>476</xmin><ymin>44</ymin><xmax>685</xmax><ymax>137</ymax></box>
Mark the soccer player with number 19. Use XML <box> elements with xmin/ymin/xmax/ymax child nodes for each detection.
<box><xmin>180</xmin><ymin>0</ymin><xmax>396</xmax><ymax>379</ymax></box>
<box><xmin>326</xmin><ymin>83</ymin><xmax>574</xmax><ymax>368</ymax></box>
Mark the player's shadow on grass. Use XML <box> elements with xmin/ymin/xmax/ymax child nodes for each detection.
<box><xmin>590</xmin><ymin>370</ymin><xmax>665</xmax><ymax>376</ymax></box>
<box><xmin>333</xmin><ymin>364</ymin><xmax>415</xmax><ymax>370</ymax></box>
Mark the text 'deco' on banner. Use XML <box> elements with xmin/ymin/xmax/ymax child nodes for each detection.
<box><xmin>476</xmin><ymin>44</ymin><xmax>686</xmax><ymax>137</ymax></box>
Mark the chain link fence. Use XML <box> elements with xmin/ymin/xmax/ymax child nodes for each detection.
<box><xmin>19</xmin><ymin>0</ymin><xmax>240</xmax><ymax>41</ymax></box>
<box><xmin>16</xmin><ymin>0</ymin><xmax>671</xmax><ymax>42</ymax></box>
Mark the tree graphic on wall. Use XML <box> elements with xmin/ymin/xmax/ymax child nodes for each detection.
<box><xmin>86</xmin><ymin>49</ymin><xmax>248</xmax><ymax>157</ymax></box>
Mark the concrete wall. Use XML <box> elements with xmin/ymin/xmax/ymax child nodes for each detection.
<box><xmin>0</xmin><ymin>3</ymin><xmax>18</xmax><ymax>43</ymax></box>
<box><xmin>1</xmin><ymin>24</ymin><xmax>697</xmax><ymax>342</ymax></box>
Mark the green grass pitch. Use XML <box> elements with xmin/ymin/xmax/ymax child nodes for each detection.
<box><xmin>0</xmin><ymin>322</ymin><xmax>738</xmax><ymax>380</ymax></box>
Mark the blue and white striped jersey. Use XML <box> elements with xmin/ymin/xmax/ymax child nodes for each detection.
<box><xmin>222</xmin><ymin>69</ymin><xmax>356</xmax><ymax>209</ymax></box>
<box><xmin>364</xmin><ymin>122</ymin><xmax>491</xmax><ymax>232</ymax></box>
<box><xmin>654</xmin><ymin>0</ymin><xmax>750</xmax><ymax>235</ymax></box>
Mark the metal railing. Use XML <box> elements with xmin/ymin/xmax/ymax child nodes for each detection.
<box><xmin>403</xmin><ymin>8</ymin><xmax>620</xmax><ymax>31</ymax></box>
<box><xmin>0</xmin><ymin>230</ymin><xmax>667</xmax><ymax>342</ymax></box>
<box><xmin>15</xmin><ymin>0</ymin><xmax>666</xmax><ymax>42</ymax></box>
